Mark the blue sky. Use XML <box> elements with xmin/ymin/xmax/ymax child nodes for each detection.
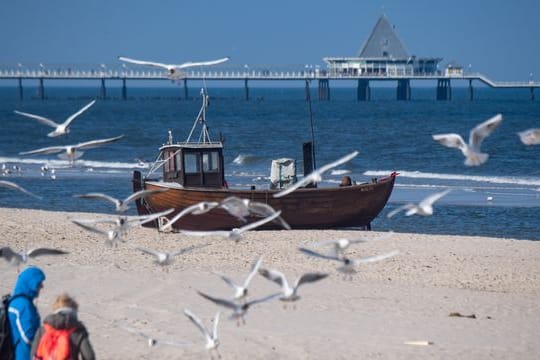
<box><xmin>1</xmin><ymin>0</ymin><xmax>539</xmax><ymax>82</ymax></box>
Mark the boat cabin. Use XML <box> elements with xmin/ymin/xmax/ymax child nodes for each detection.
<box><xmin>160</xmin><ymin>141</ymin><xmax>225</xmax><ymax>188</ymax></box>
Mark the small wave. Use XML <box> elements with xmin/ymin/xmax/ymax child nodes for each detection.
<box><xmin>331</xmin><ymin>169</ymin><xmax>351</xmax><ymax>176</ymax></box>
<box><xmin>364</xmin><ymin>170</ymin><xmax>540</xmax><ymax>187</ymax></box>
<box><xmin>0</xmin><ymin>156</ymin><xmax>147</xmax><ymax>170</ymax></box>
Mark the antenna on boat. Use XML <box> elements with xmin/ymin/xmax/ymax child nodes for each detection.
<box><xmin>185</xmin><ymin>87</ymin><xmax>213</xmax><ymax>143</ymax></box>
<box><xmin>305</xmin><ymin>79</ymin><xmax>317</xmax><ymax>170</ymax></box>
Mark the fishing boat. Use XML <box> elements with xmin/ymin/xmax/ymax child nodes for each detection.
<box><xmin>132</xmin><ymin>89</ymin><xmax>396</xmax><ymax>230</ymax></box>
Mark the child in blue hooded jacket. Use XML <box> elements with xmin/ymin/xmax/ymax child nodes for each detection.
<box><xmin>8</xmin><ymin>266</ymin><xmax>45</xmax><ymax>360</ymax></box>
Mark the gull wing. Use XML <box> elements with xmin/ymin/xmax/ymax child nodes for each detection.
<box><xmin>248</xmin><ymin>202</ymin><xmax>291</xmax><ymax>229</ymax></box>
<box><xmin>176</xmin><ymin>57</ymin><xmax>230</xmax><ymax>69</ymax></box>
<box><xmin>432</xmin><ymin>133</ymin><xmax>468</xmax><ymax>152</ymax></box>
<box><xmin>237</xmin><ymin>211</ymin><xmax>282</xmax><ymax>233</ymax></box>
<box><xmin>298</xmin><ymin>247</ymin><xmax>340</xmax><ymax>262</ymax></box>
<box><xmin>212</xmin><ymin>311</ymin><xmax>220</xmax><ymax>340</ymax></box>
<box><xmin>13</xmin><ymin>110</ymin><xmax>59</xmax><ymax>128</ymax></box>
<box><xmin>246</xmin><ymin>292</ymin><xmax>281</xmax><ymax>307</ymax></box>
<box><xmin>258</xmin><ymin>268</ymin><xmax>288</xmax><ymax>291</ymax></box>
<box><xmin>272</xmin><ymin>176</ymin><xmax>314</xmax><ymax>198</ymax></box>
<box><xmin>71</xmin><ymin>219</ymin><xmax>108</xmax><ymax>236</ymax></box>
<box><xmin>180</xmin><ymin>229</ymin><xmax>231</xmax><ymax>238</ymax></box>
<box><xmin>134</xmin><ymin>208</ymin><xmax>174</xmax><ymax>226</ymax></box>
<box><xmin>20</xmin><ymin>145</ymin><xmax>67</xmax><ymax>156</ymax></box>
<box><xmin>386</xmin><ymin>203</ymin><xmax>416</xmax><ymax>218</ymax></box>
<box><xmin>469</xmin><ymin>114</ymin><xmax>503</xmax><ymax>151</ymax></box>
<box><xmin>75</xmin><ymin>192</ymin><xmax>121</xmax><ymax>207</ymax></box>
<box><xmin>213</xmin><ymin>271</ymin><xmax>240</xmax><ymax>290</ymax></box>
<box><xmin>170</xmin><ymin>243</ymin><xmax>210</xmax><ymax>257</ymax></box>
<box><xmin>75</xmin><ymin>135</ymin><xmax>124</xmax><ymax>150</ymax></box>
<box><xmin>350</xmin><ymin>250</ymin><xmax>400</xmax><ymax>266</ymax></box>
<box><xmin>135</xmin><ymin>246</ymin><xmax>161</xmax><ymax>259</ymax></box>
<box><xmin>0</xmin><ymin>180</ymin><xmax>42</xmax><ymax>199</ymax></box>
<box><xmin>26</xmin><ymin>248</ymin><xmax>68</xmax><ymax>258</ymax></box>
<box><xmin>317</xmin><ymin>150</ymin><xmax>359</xmax><ymax>174</ymax></box>
<box><xmin>197</xmin><ymin>291</ymin><xmax>236</xmax><ymax>310</ymax></box>
<box><xmin>418</xmin><ymin>189</ymin><xmax>451</xmax><ymax>208</ymax></box>
<box><xmin>295</xmin><ymin>272</ymin><xmax>329</xmax><ymax>290</ymax></box>
<box><xmin>0</xmin><ymin>247</ymin><xmax>20</xmax><ymax>262</ymax></box>
<box><xmin>64</xmin><ymin>100</ymin><xmax>96</xmax><ymax>128</ymax></box>
<box><xmin>243</xmin><ymin>255</ymin><xmax>264</xmax><ymax>288</ymax></box>
<box><xmin>517</xmin><ymin>128</ymin><xmax>540</xmax><ymax>145</ymax></box>
<box><xmin>118</xmin><ymin>56</ymin><xmax>172</xmax><ymax>70</ymax></box>
<box><xmin>122</xmin><ymin>188</ymin><xmax>168</xmax><ymax>206</ymax></box>
<box><xmin>184</xmin><ymin>309</ymin><xmax>212</xmax><ymax>340</ymax></box>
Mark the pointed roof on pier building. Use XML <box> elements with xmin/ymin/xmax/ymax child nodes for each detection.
<box><xmin>357</xmin><ymin>14</ymin><xmax>410</xmax><ymax>59</ymax></box>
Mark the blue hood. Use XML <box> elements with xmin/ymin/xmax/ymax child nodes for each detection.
<box><xmin>13</xmin><ymin>266</ymin><xmax>45</xmax><ymax>299</ymax></box>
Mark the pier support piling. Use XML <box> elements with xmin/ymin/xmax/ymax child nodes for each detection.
<box><xmin>99</xmin><ymin>78</ymin><xmax>106</xmax><ymax>99</ymax></box>
<box><xmin>469</xmin><ymin>79</ymin><xmax>474</xmax><ymax>101</ymax></box>
<box><xmin>530</xmin><ymin>87</ymin><xmax>535</xmax><ymax>101</ymax></box>
<box><xmin>244</xmin><ymin>79</ymin><xmax>249</xmax><ymax>101</ymax></box>
<box><xmin>397</xmin><ymin>79</ymin><xmax>411</xmax><ymax>100</ymax></box>
<box><xmin>18</xmin><ymin>78</ymin><xmax>23</xmax><ymax>100</ymax></box>
<box><xmin>122</xmin><ymin>78</ymin><xmax>127</xmax><ymax>100</ymax></box>
<box><xmin>436</xmin><ymin>79</ymin><xmax>452</xmax><ymax>100</ymax></box>
<box><xmin>357</xmin><ymin>79</ymin><xmax>371</xmax><ymax>101</ymax></box>
<box><xmin>37</xmin><ymin>78</ymin><xmax>45</xmax><ymax>100</ymax></box>
<box><xmin>183</xmin><ymin>79</ymin><xmax>188</xmax><ymax>99</ymax></box>
<box><xmin>318</xmin><ymin>79</ymin><xmax>330</xmax><ymax>101</ymax></box>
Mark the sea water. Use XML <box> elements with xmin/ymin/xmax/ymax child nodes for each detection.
<box><xmin>0</xmin><ymin>86</ymin><xmax>538</xmax><ymax>240</ymax></box>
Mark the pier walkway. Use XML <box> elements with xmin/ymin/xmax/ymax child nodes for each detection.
<box><xmin>0</xmin><ymin>64</ymin><xmax>537</xmax><ymax>101</ymax></box>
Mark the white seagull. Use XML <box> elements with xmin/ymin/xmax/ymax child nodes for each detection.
<box><xmin>135</xmin><ymin>243</ymin><xmax>209</xmax><ymax>270</ymax></box>
<box><xmin>180</xmin><ymin>210</ymin><xmax>282</xmax><ymax>242</ymax></box>
<box><xmin>0</xmin><ymin>180</ymin><xmax>41</xmax><ymax>199</ymax></box>
<box><xmin>184</xmin><ymin>309</ymin><xmax>221</xmax><ymax>358</ymax></box>
<box><xmin>387</xmin><ymin>189</ymin><xmax>451</xmax><ymax>218</ymax></box>
<box><xmin>311</xmin><ymin>232</ymin><xmax>395</xmax><ymax>260</ymax></box>
<box><xmin>197</xmin><ymin>290</ymin><xmax>279</xmax><ymax>326</ymax></box>
<box><xmin>273</xmin><ymin>151</ymin><xmax>359</xmax><ymax>198</ymax></box>
<box><xmin>517</xmin><ymin>128</ymin><xmax>540</xmax><ymax>146</ymax></box>
<box><xmin>299</xmin><ymin>247</ymin><xmax>399</xmax><ymax>278</ymax></box>
<box><xmin>75</xmin><ymin>188</ymin><xmax>168</xmax><ymax>213</ymax></box>
<box><xmin>19</xmin><ymin>135</ymin><xmax>124</xmax><ymax>164</ymax></box>
<box><xmin>159</xmin><ymin>201</ymin><xmax>219</xmax><ymax>232</ymax></box>
<box><xmin>213</xmin><ymin>255</ymin><xmax>263</xmax><ymax>303</ymax></box>
<box><xmin>14</xmin><ymin>100</ymin><xmax>96</xmax><ymax>137</ymax></box>
<box><xmin>118</xmin><ymin>56</ymin><xmax>230</xmax><ymax>78</ymax></box>
<box><xmin>218</xmin><ymin>196</ymin><xmax>290</xmax><ymax>229</ymax></box>
<box><xmin>258</xmin><ymin>268</ymin><xmax>329</xmax><ymax>307</ymax></box>
<box><xmin>432</xmin><ymin>114</ymin><xmax>503</xmax><ymax>166</ymax></box>
<box><xmin>0</xmin><ymin>246</ymin><xmax>68</xmax><ymax>269</ymax></box>
<box><xmin>120</xmin><ymin>324</ymin><xmax>189</xmax><ymax>348</ymax></box>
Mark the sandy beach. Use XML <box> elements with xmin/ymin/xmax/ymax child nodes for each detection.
<box><xmin>1</xmin><ymin>207</ymin><xmax>539</xmax><ymax>359</ymax></box>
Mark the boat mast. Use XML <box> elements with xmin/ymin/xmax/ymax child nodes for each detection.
<box><xmin>186</xmin><ymin>88</ymin><xmax>213</xmax><ymax>144</ymax></box>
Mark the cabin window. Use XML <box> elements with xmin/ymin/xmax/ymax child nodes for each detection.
<box><xmin>202</xmin><ymin>152</ymin><xmax>219</xmax><ymax>172</ymax></box>
<box><xmin>163</xmin><ymin>150</ymin><xmax>175</xmax><ymax>172</ymax></box>
<box><xmin>184</xmin><ymin>153</ymin><xmax>200</xmax><ymax>173</ymax></box>
<box><xmin>175</xmin><ymin>153</ymin><xmax>182</xmax><ymax>171</ymax></box>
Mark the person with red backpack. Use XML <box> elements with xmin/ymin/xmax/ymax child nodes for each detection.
<box><xmin>31</xmin><ymin>294</ymin><xmax>94</xmax><ymax>360</ymax></box>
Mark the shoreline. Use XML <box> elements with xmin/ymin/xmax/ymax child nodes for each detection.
<box><xmin>1</xmin><ymin>207</ymin><xmax>539</xmax><ymax>359</ymax></box>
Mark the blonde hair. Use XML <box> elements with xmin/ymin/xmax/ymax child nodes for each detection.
<box><xmin>52</xmin><ymin>293</ymin><xmax>79</xmax><ymax>312</ymax></box>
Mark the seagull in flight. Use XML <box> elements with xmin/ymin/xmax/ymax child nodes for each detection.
<box><xmin>299</xmin><ymin>247</ymin><xmax>399</xmax><ymax>279</ymax></box>
<box><xmin>212</xmin><ymin>255</ymin><xmax>263</xmax><ymax>303</ymax></box>
<box><xmin>14</xmin><ymin>100</ymin><xmax>96</xmax><ymax>137</ymax></box>
<box><xmin>273</xmin><ymin>151</ymin><xmax>359</xmax><ymax>198</ymax></box>
<box><xmin>180</xmin><ymin>210</ymin><xmax>282</xmax><ymax>242</ymax></box>
<box><xmin>517</xmin><ymin>128</ymin><xmax>540</xmax><ymax>146</ymax></box>
<box><xmin>0</xmin><ymin>246</ymin><xmax>68</xmax><ymax>270</ymax></box>
<box><xmin>19</xmin><ymin>135</ymin><xmax>124</xmax><ymax>164</ymax></box>
<box><xmin>75</xmin><ymin>188</ymin><xmax>168</xmax><ymax>213</ymax></box>
<box><xmin>0</xmin><ymin>180</ymin><xmax>41</xmax><ymax>199</ymax></box>
<box><xmin>118</xmin><ymin>56</ymin><xmax>230</xmax><ymax>78</ymax></box>
<box><xmin>311</xmin><ymin>232</ymin><xmax>394</xmax><ymax>260</ymax></box>
<box><xmin>258</xmin><ymin>268</ymin><xmax>329</xmax><ymax>308</ymax></box>
<box><xmin>120</xmin><ymin>324</ymin><xmax>189</xmax><ymax>348</ymax></box>
<box><xmin>432</xmin><ymin>114</ymin><xmax>503</xmax><ymax>166</ymax></box>
<box><xmin>135</xmin><ymin>243</ymin><xmax>209</xmax><ymax>270</ymax></box>
<box><xmin>197</xmin><ymin>290</ymin><xmax>279</xmax><ymax>326</ymax></box>
<box><xmin>184</xmin><ymin>309</ymin><xmax>221</xmax><ymax>359</ymax></box>
<box><xmin>387</xmin><ymin>189</ymin><xmax>451</xmax><ymax>218</ymax></box>
<box><xmin>159</xmin><ymin>201</ymin><xmax>219</xmax><ymax>232</ymax></box>
<box><xmin>218</xmin><ymin>196</ymin><xmax>290</xmax><ymax>229</ymax></box>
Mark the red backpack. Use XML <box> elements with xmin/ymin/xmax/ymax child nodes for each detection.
<box><xmin>34</xmin><ymin>323</ymin><xmax>76</xmax><ymax>360</ymax></box>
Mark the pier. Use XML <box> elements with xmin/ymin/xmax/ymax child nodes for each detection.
<box><xmin>0</xmin><ymin>64</ymin><xmax>537</xmax><ymax>101</ymax></box>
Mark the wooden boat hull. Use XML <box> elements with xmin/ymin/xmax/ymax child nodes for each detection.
<box><xmin>133</xmin><ymin>171</ymin><xmax>396</xmax><ymax>230</ymax></box>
